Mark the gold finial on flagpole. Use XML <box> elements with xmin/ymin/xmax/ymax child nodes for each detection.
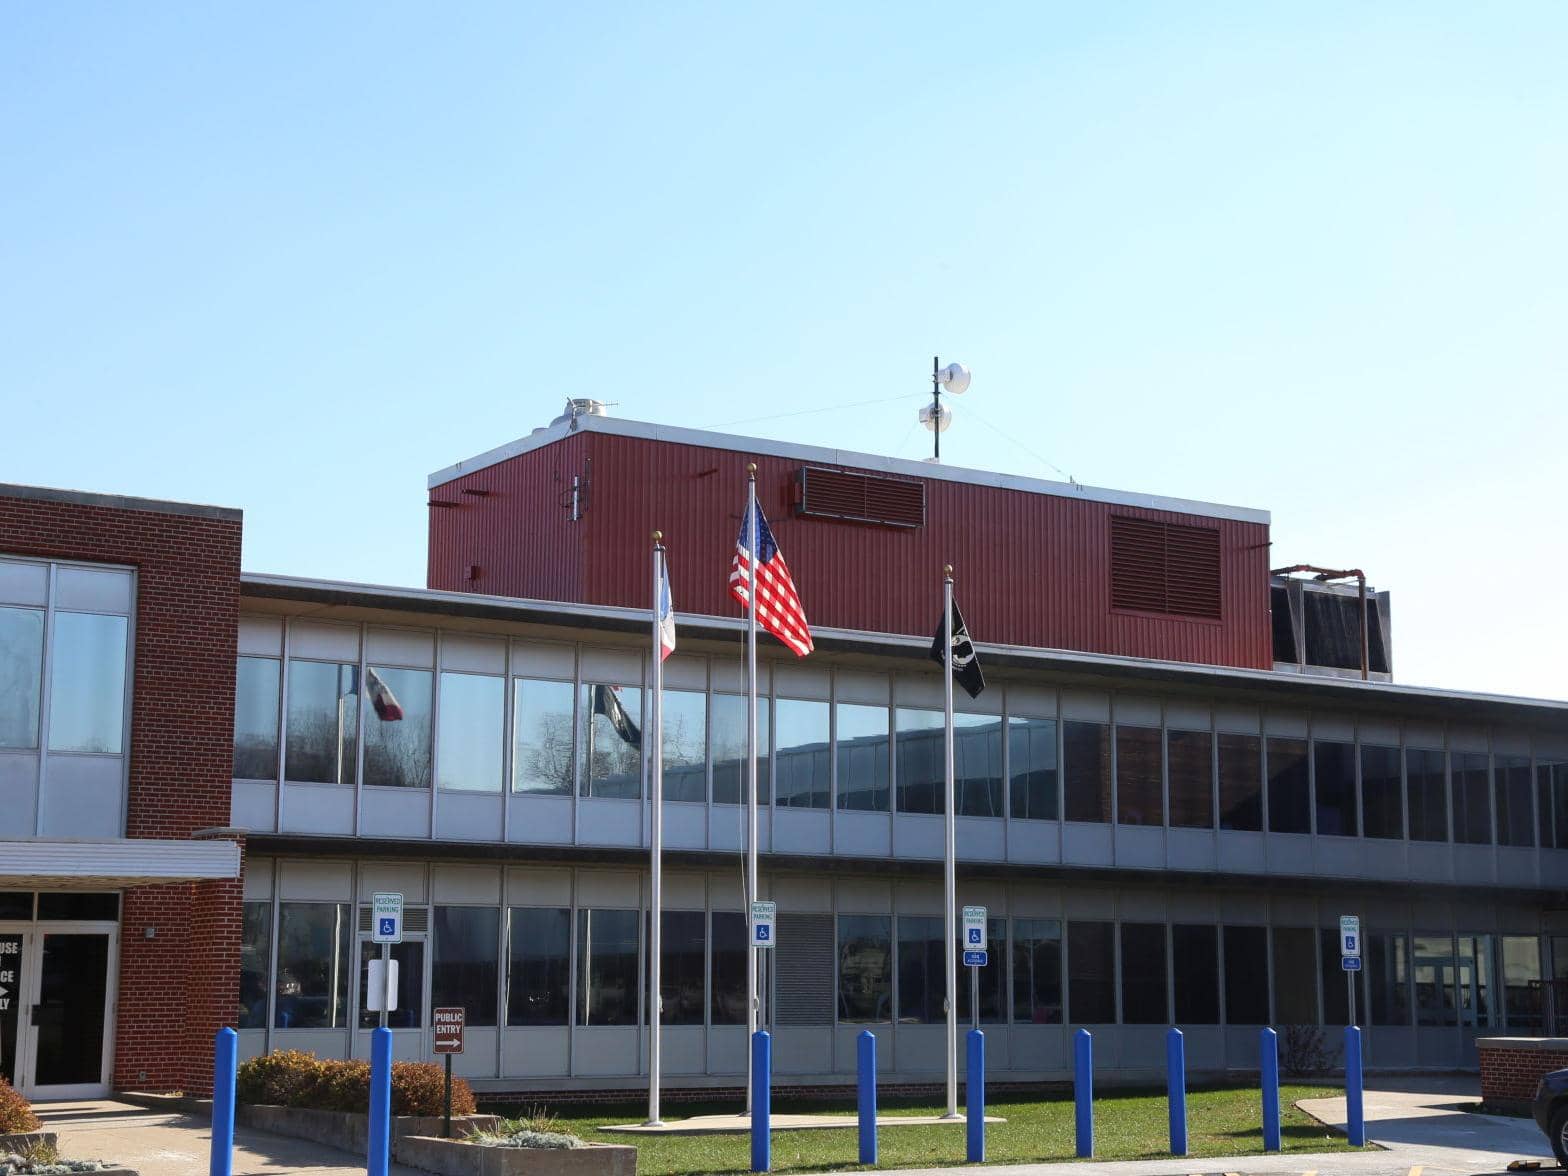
<box><xmin>944</xmin><ymin>564</ymin><xmax>953</xmax><ymax>580</ymax></box>
<box><xmin>652</xmin><ymin>530</ymin><xmax>663</xmax><ymax>543</ymax></box>
<box><xmin>746</xmin><ymin>462</ymin><xmax>757</xmax><ymax>477</ymax></box>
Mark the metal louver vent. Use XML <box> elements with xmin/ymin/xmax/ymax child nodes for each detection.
<box><xmin>1110</xmin><ymin>516</ymin><xmax>1222</xmax><ymax>620</ymax></box>
<box><xmin>774</xmin><ymin>912</ymin><xmax>835</xmax><ymax>1025</ymax></box>
<box><xmin>797</xmin><ymin>466</ymin><xmax>925</xmax><ymax>529</ymax></box>
<box><xmin>358</xmin><ymin>905</ymin><xmax>430</xmax><ymax>934</ymax></box>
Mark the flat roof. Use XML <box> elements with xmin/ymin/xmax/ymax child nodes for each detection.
<box><xmin>241</xmin><ymin>572</ymin><xmax>1568</xmax><ymax>728</ymax></box>
<box><xmin>0</xmin><ymin>482</ymin><xmax>242</xmax><ymax>522</ymax></box>
<box><xmin>427</xmin><ymin>414</ymin><xmax>1271</xmax><ymax>526</ymax></box>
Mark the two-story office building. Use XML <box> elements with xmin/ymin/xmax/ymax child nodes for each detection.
<box><xmin>4</xmin><ymin>408</ymin><xmax>1567</xmax><ymax>1098</ymax></box>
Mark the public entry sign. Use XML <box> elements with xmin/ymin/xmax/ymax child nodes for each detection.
<box><xmin>433</xmin><ymin>1007</ymin><xmax>465</xmax><ymax>1054</ymax></box>
<box><xmin>751</xmin><ymin>901</ymin><xmax>776</xmax><ymax>948</ymax></box>
<box><xmin>372</xmin><ymin>892</ymin><xmax>404</xmax><ymax>944</ymax></box>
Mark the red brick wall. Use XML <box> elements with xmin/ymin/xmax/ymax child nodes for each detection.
<box><xmin>1478</xmin><ymin>1042</ymin><xmax>1568</xmax><ymax>1103</ymax></box>
<box><xmin>0</xmin><ymin>488</ymin><xmax>243</xmax><ymax>1095</ymax></box>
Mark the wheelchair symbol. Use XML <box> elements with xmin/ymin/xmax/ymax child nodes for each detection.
<box><xmin>967</xmin><ymin>929</ymin><xmax>981</xmax><ymax>944</ymax></box>
<box><xmin>378</xmin><ymin>917</ymin><xmax>397</xmax><ymax>937</ymax></box>
<box><xmin>756</xmin><ymin>926</ymin><xmax>770</xmax><ymax>942</ymax></box>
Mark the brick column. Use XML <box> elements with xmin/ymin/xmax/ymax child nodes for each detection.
<box><xmin>181</xmin><ymin>832</ymin><xmax>248</xmax><ymax>1096</ymax></box>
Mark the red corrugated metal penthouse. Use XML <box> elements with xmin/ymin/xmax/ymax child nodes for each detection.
<box><xmin>427</xmin><ymin>409</ymin><xmax>1274</xmax><ymax>670</ymax></box>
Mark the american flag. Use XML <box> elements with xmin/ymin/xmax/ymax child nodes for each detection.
<box><xmin>729</xmin><ymin>498</ymin><xmax>813</xmax><ymax>657</ymax></box>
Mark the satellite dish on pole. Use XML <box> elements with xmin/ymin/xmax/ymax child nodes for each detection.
<box><xmin>936</xmin><ymin>363</ymin><xmax>971</xmax><ymax>396</ymax></box>
<box><xmin>920</xmin><ymin>402</ymin><xmax>952</xmax><ymax>433</ymax></box>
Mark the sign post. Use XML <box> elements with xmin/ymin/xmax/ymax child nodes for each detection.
<box><xmin>962</xmin><ymin>906</ymin><xmax>987</xmax><ymax>1030</ymax></box>
<box><xmin>372</xmin><ymin>892</ymin><xmax>404</xmax><ymax>1030</ymax></box>
<box><xmin>433</xmin><ymin>1007</ymin><xmax>466</xmax><ymax>1138</ymax></box>
<box><xmin>1340</xmin><ymin>915</ymin><xmax>1361</xmax><ymax>1026</ymax></box>
<box><xmin>751</xmin><ymin>901</ymin><xmax>776</xmax><ymax>1036</ymax></box>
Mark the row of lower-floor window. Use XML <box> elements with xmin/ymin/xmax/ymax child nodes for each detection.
<box><xmin>235</xmin><ymin>657</ymin><xmax>1568</xmax><ymax>849</ymax></box>
<box><xmin>239</xmin><ymin>901</ymin><xmax>1555</xmax><ymax>1033</ymax></box>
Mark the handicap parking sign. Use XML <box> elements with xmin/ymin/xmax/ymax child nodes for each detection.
<box><xmin>378</xmin><ymin>917</ymin><xmax>397</xmax><ymax>938</ymax></box>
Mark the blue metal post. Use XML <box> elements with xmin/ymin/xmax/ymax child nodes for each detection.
<box><xmin>1073</xmin><ymin>1028</ymin><xmax>1093</xmax><ymax>1158</ymax></box>
<box><xmin>368</xmin><ymin>1026</ymin><xmax>392</xmax><ymax>1176</ymax></box>
<box><xmin>966</xmin><ymin>1029</ymin><xmax>985</xmax><ymax>1163</ymax></box>
<box><xmin>751</xmin><ymin>1031</ymin><xmax>771</xmax><ymax>1173</ymax></box>
<box><xmin>1260</xmin><ymin>1027</ymin><xmax>1281</xmax><ymax>1152</ymax></box>
<box><xmin>1166</xmin><ymin>1027</ymin><xmax>1187</xmax><ymax>1157</ymax></box>
<box><xmin>1345</xmin><ymin>1025</ymin><xmax>1365</xmax><ymax>1147</ymax></box>
<box><xmin>857</xmin><ymin>1030</ymin><xmax>877</xmax><ymax>1165</ymax></box>
<box><xmin>210</xmin><ymin>1027</ymin><xmax>236</xmax><ymax>1176</ymax></box>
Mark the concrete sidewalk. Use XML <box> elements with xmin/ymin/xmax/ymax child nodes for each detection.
<box><xmin>35</xmin><ymin>1100</ymin><xmax>425</xmax><ymax>1176</ymax></box>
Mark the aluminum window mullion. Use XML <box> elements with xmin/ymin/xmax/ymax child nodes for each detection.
<box><xmin>33</xmin><ymin>564</ymin><xmax>57</xmax><ymax>835</ymax></box>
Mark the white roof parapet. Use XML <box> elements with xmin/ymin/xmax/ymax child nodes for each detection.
<box><xmin>427</xmin><ymin>414</ymin><xmax>1271</xmax><ymax>526</ymax></box>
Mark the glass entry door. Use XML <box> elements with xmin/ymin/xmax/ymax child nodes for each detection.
<box><xmin>10</xmin><ymin>930</ymin><xmax>116</xmax><ymax>1099</ymax></box>
<box><xmin>0</xmin><ymin>932</ymin><xmax>22</xmax><ymax>1088</ymax></box>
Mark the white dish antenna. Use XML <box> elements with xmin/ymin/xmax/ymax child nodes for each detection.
<box><xmin>936</xmin><ymin>362</ymin><xmax>971</xmax><ymax>396</ymax></box>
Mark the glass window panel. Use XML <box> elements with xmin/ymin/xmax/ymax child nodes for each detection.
<box><xmin>837</xmin><ymin>914</ymin><xmax>892</xmax><ymax>1023</ymax></box>
<box><xmin>648</xmin><ymin>910</ymin><xmax>705</xmax><ymax>1025</ymax></box>
<box><xmin>1063</xmin><ymin>722</ymin><xmax>1110</xmax><ymax>823</ymax></box>
<box><xmin>838</xmin><ymin>703</ymin><xmax>890</xmax><ymax>813</ymax></box>
<box><xmin>1452</xmin><ymin>753</ymin><xmax>1493</xmax><ymax>845</ymax></box>
<box><xmin>362</xmin><ymin>667</ymin><xmax>432</xmax><ymax>789</ymax></box>
<box><xmin>47</xmin><ymin>612</ymin><xmax>127</xmax><ymax>754</ymax></box>
<box><xmin>1120</xmin><ymin>922</ymin><xmax>1168</xmax><ymax>1024</ymax></box>
<box><xmin>239</xmin><ymin>902</ymin><xmax>271</xmax><ymax>1029</ymax></box>
<box><xmin>1321</xmin><ymin>928</ymin><xmax>1364</xmax><ymax>1025</ymax></box>
<box><xmin>1368</xmin><ymin>933</ymin><xmax>1410</xmax><ymax>1026</ymax></box>
<box><xmin>1547</xmin><ymin>761</ymin><xmax>1568</xmax><ymax>850</ymax></box>
<box><xmin>1361</xmin><ymin>745</ymin><xmax>1403</xmax><ymax>840</ymax></box>
<box><xmin>582</xmin><ymin>684</ymin><xmax>643</xmax><ymax>800</ymax></box>
<box><xmin>506</xmin><ymin>907</ymin><xmax>569</xmax><ymax>1026</ymax></box>
<box><xmin>1556</xmin><ymin>937</ymin><xmax>1568</xmax><ymax>983</ymax></box>
<box><xmin>436</xmin><ymin>672</ymin><xmax>503</xmax><ymax>792</ymax></box>
<box><xmin>1496</xmin><ymin>755</ymin><xmax>1535</xmax><ymax>848</ymax></box>
<box><xmin>1271</xmin><ymin>927</ymin><xmax>1317</xmax><ymax>1024</ymax></box>
<box><xmin>1167</xmin><ymin>729</ymin><xmax>1212</xmax><ymax>829</ymax></box>
<box><xmin>35</xmin><ymin>892</ymin><xmax>117</xmax><ymax>920</ymax></box>
<box><xmin>1011</xmin><ymin>918</ymin><xmax>1063</xmax><ymax>1024</ymax></box>
<box><xmin>774</xmin><ymin>698</ymin><xmax>830</xmax><ymax>809</ymax></box>
<box><xmin>433</xmin><ymin>907</ymin><xmax>499</xmax><ymax>1026</ymax></box>
<box><xmin>1223</xmin><ymin>926</ymin><xmax>1269</xmax><ymax>1024</ymax></box>
<box><xmin>1406</xmin><ymin>748</ymin><xmax>1449</xmax><ymax>842</ymax></box>
<box><xmin>285</xmin><ymin>661</ymin><xmax>359</xmax><ymax>786</ymax></box>
<box><xmin>1008</xmin><ymin>716</ymin><xmax>1058</xmax><ymax>821</ymax></box>
<box><xmin>274</xmin><ymin>902</ymin><xmax>352</xmax><ymax>1029</ymax></box>
<box><xmin>1067</xmin><ymin>921</ymin><xmax>1115</xmax><ymax>1024</ymax></box>
<box><xmin>1312</xmin><ymin>741</ymin><xmax>1357</xmax><ymax>836</ymax></box>
<box><xmin>513</xmin><ymin>678</ymin><xmax>575</xmax><ymax>795</ymax></box>
<box><xmin>1217</xmin><ymin>733</ymin><xmax>1262</xmax><ymax>832</ymax></box>
<box><xmin>358</xmin><ymin>940</ymin><xmax>424</xmax><ymax>1029</ymax></box>
<box><xmin>1172</xmin><ymin>924</ymin><xmax>1219</xmax><ymax>1025</ymax></box>
<box><xmin>576</xmin><ymin>909</ymin><xmax>639</xmax><ymax>1025</ymax></box>
<box><xmin>1115</xmin><ymin>726</ymin><xmax>1162</xmax><ymax>826</ymax></box>
<box><xmin>710</xmin><ymin>912</ymin><xmax>748</xmax><ymax>1025</ymax></box>
<box><xmin>711</xmin><ymin>695</ymin><xmax>771</xmax><ymax>806</ymax></box>
<box><xmin>233</xmin><ymin>657</ymin><xmax>281</xmax><ymax>780</ymax></box>
<box><xmin>1502</xmin><ymin>936</ymin><xmax>1543</xmax><ymax>1032</ymax></box>
<box><xmin>661</xmin><ymin>690</ymin><xmax>707</xmax><ymax>803</ymax></box>
<box><xmin>895</xmin><ymin>916</ymin><xmax>944</xmax><ymax>1023</ymax></box>
<box><xmin>0</xmin><ymin>607</ymin><xmax>44</xmax><ymax>750</ymax></box>
<box><xmin>956</xmin><ymin>714</ymin><xmax>1004</xmax><ymax>818</ymax></box>
<box><xmin>1413</xmin><ymin>934</ymin><xmax>1457</xmax><ymax>1026</ymax></box>
<box><xmin>0</xmin><ymin>893</ymin><xmax>31</xmax><ymax>919</ymax></box>
<box><xmin>957</xmin><ymin>918</ymin><xmax>1007</xmax><ymax>1022</ymax></box>
<box><xmin>1458</xmin><ymin>934</ymin><xmax>1494</xmax><ymax>1028</ymax></box>
<box><xmin>1266</xmin><ymin>737</ymin><xmax>1310</xmax><ymax>834</ymax></box>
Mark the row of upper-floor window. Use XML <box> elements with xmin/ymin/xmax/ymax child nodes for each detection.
<box><xmin>0</xmin><ymin>557</ymin><xmax>134</xmax><ymax>757</ymax></box>
<box><xmin>234</xmin><ymin>652</ymin><xmax>1568</xmax><ymax>848</ymax></box>
<box><xmin>237</xmin><ymin>897</ymin><xmax>1556</xmax><ymax>1034</ymax></box>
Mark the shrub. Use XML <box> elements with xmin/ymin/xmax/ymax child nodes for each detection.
<box><xmin>0</xmin><ymin>1077</ymin><xmax>41</xmax><ymax>1134</ymax></box>
<box><xmin>1280</xmin><ymin>1024</ymin><xmax>1333</xmax><ymax>1077</ymax></box>
<box><xmin>235</xmin><ymin>1050</ymin><xmax>475</xmax><ymax>1117</ymax></box>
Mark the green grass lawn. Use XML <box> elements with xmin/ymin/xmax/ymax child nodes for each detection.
<box><xmin>484</xmin><ymin>1085</ymin><xmax>1353</xmax><ymax>1174</ymax></box>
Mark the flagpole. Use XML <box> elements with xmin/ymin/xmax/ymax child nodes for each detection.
<box><xmin>744</xmin><ymin>463</ymin><xmax>760</xmax><ymax>1116</ymax></box>
<box><xmin>942</xmin><ymin>564</ymin><xmax>959</xmax><ymax>1120</ymax></box>
<box><xmin>647</xmin><ymin>532</ymin><xmax>665</xmax><ymax>1126</ymax></box>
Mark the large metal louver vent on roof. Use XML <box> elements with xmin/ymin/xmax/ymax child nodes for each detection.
<box><xmin>1109</xmin><ymin>516</ymin><xmax>1222</xmax><ymax>619</ymax></box>
<box><xmin>796</xmin><ymin>466</ymin><xmax>925</xmax><ymax>529</ymax></box>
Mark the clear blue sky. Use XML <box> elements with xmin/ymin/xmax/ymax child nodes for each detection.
<box><xmin>4</xmin><ymin>4</ymin><xmax>1565</xmax><ymax>698</ymax></box>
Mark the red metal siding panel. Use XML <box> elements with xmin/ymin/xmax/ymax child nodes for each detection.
<box><xmin>428</xmin><ymin>431</ymin><xmax>1274</xmax><ymax>670</ymax></box>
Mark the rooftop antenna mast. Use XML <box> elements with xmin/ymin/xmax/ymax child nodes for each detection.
<box><xmin>923</xmin><ymin>357</ymin><xmax>971</xmax><ymax>461</ymax></box>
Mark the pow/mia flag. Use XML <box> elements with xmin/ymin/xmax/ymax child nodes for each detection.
<box><xmin>592</xmin><ymin>684</ymin><xmax>642</xmax><ymax>747</ymax></box>
<box><xmin>929</xmin><ymin>599</ymin><xmax>985</xmax><ymax>699</ymax></box>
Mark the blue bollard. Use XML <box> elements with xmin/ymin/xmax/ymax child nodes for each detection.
<box><xmin>1260</xmin><ymin>1027</ymin><xmax>1281</xmax><ymax>1152</ymax></box>
<box><xmin>1345</xmin><ymin>1025</ymin><xmax>1365</xmax><ymax>1147</ymax></box>
<box><xmin>857</xmin><ymin>1030</ymin><xmax>877</xmax><ymax>1165</ymax></box>
<box><xmin>210</xmin><ymin>1027</ymin><xmax>236</xmax><ymax>1176</ymax></box>
<box><xmin>966</xmin><ymin>1030</ymin><xmax>985</xmax><ymax>1163</ymax></box>
<box><xmin>751</xmin><ymin>1031</ymin><xmax>771</xmax><ymax>1172</ymax></box>
<box><xmin>368</xmin><ymin>1027</ymin><xmax>392</xmax><ymax>1176</ymax></box>
<box><xmin>1074</xmin><ymin>1028</ymin><xmax>1093</xmax><ymax>1158</ymax></box>
<box><xmin>1166</xmin><ymin>1027</ymin><xmax>1187</xmax><ymax>1157</ymax></box>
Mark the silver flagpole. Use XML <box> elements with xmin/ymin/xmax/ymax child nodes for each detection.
<box><xmin>744</xmin><ymin>465</ymin><xmax>761</xmax><ymax>1115</ymax></box>
<box><xmin>942</xmin><ymin>564</ymin><xmax>959</xmax><ymax>1119</ymax></box>
<box><xmin>647</xmin><ymin>533</ymin><xmax>665</xmax><ymax>1126</ymax></box>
